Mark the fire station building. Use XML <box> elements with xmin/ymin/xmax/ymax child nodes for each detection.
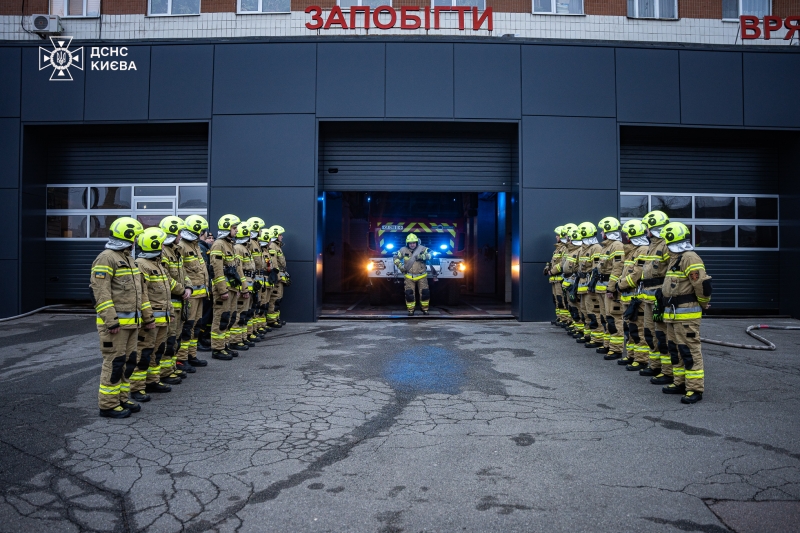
<box><xmin>0</xmin><ymin>0</ymin><xmax>798</xmax><ymax>321</ymax></box>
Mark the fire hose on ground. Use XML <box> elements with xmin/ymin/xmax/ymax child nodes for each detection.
<box><xmin>701</xmin><ymin>324</ymin><xmax>800</xmax><ymax>351</ymax></box>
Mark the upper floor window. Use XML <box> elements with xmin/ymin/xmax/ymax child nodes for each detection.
<box><xmin>50</xmin><ymin>0</ymin><xmax>100</xmax><ymax>17</ymax></box>
<box><xmin>337</xmin><ymin>0</ymin><xmax>386</xmax><ymax>8</ymax></box>
<box><xmin>722</xmin><ymin>0</ymin><xmax>770</xmax><ymax>20</ymax></box>
<box><xmin>434</xmin><ymin>0</ymin><xmax>487</xmax><ymax>8</ymax></box>
<box><xmin>627</xmin><ymin>0</ymin><xmax>677</xmax><ymax>19</ymax></box>
<box><xmin>238</xmin><ymin>0</ymin><xmax>291</xmax><ymax>13</ymax></box>
<box><xmin>149</xmin><ymin>0</ymin><xmax>200</xmax><ymax>16</ymax></box>
<box><xmin>46</xmin><ymin>184</ymin><xmax>208</xmax><ymax>240</ymax></box>
<box><xmin>620</xmin><ymin>192</ymin><xmax>779</xmax><ymax>250</ymax></box>
<box><xmin>533</xmin><ymin>0</ymin><xmax>583</xmax><ymax>15</ymax></box>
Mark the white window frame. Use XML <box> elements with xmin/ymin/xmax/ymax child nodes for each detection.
<box><xmin>722</xmin><ymin>0</ymin><xmax>771</xmax><ymax>21</ymax></box>
<box><xmin>50</xmin><ymin>0</ymin><xmax>101</xmax><ymax>18</ymax></box>
<box><xmin>237</xmin><ymin>0</ymin><xmax>291</xmax><ymax>14</ymax></box>
<box><xmin>620</xmin><ymin>192</ymin><xmax>779</xmax><ymax>251</ymax></box>
<box><xmin>433</xmin><ymin>0</ymin><xmax>488</xmax><ymax>9</ymax></box>
<box><xmin>46</xmin><ymin>183</ymin><xmax>208</xmax><ymax>241</ymax></box>
<box><xmin>336</xmin><ymin>0</ymin><xmax>392</xmax><ymax>8</ymax></box>
<box><xmin>147</xmin><ymin>0</ymin><xmax>201</xmax><ymax>17</ymax></box>
<box><xmin>532</xmin><ymin>0</ymin><xmax>583</xmax><ymax>15</ymax></box>
<box><xmin>627</xmin><ymin>0</ymin><xmax>678</xmax><ymax>19</ymax></box>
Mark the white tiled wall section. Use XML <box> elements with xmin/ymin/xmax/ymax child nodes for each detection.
<box><xmin>2</xmin><ymin>12</ymin><xmax>796</xmax><ymax>45</ymax></box>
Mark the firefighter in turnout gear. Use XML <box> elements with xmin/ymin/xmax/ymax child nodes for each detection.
<box><xmin>232</xmin><ymin>223</ymin><xmax>255</xmax><ymax>351</ymax></box>
<box><xmin>546</xmin><ymin>226</ymin><xmax>566</xmax><ymax>325</ymax></box>
<box><xmin>596</xmin><ymin>217</ymin><xmax>626</xmax><ymax>359</ymax></box>
<box><xmin>132</xmin><ymin>227</ymin><xmax>174</xmax><ymax>400</ymax></box>
<box><xmin>209</xmin><ymin>214</ymin><xmax>243</xmax><ymax>360</ymax></box>
<box><xmin>557</xmin><ymin>224</ymin><xmax>581</xmax><ymax>334</ymax></box>
<box><xmin>159</xmin><ymin>216</ymin><xmax>191</xmax><ymax>384</ymax></box>
<box><xmin>258</xmin><ymin>228</ymin><xmax>275</xmax><ymax>332</ymax></box>
<box><xmin>659</xmin><ymin>222</ymin><xmax>712</xmax><ymax>404</ymax></box>
<box><xmin>246</xmin><ymin>217</ymin><xmax>270</xmax><ymax>337</ymax></box>
<box><xmin>575</xmin><ymin>222</ymin><xmax>604</xmax><ymax>347</ymax></box>
<box><xmin>266</xmin><ymin>225</ymin><xmax>287</xmax><ymax>328</ymax></box>
<box><xmin>638</xmin><ymin>210</ymin><xmax>673</xmax><ymax>384</ymax></box>
<box><xmin>90</xmin><ymin>216</ymin><xmax>144</xmax><ymax>418</ymax></box>
<box><xmin>394</xmin><ymin>233</ymin><xmax>432</xmax><ymax>316</ymax></box>
<box><xmin>616</xmin><ymin>220</ymin><xmax>650</xmax><ymax>371</ymax></box>
<box><xmin>176</xmin><ymin>214</ymin><xmax>211</xmax><ymax>369</ymax></box>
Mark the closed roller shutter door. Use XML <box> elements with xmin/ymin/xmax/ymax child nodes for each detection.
<box><xmin>45</xmin><ymin>123</ymin><xmax>208</xmax><ymax>301</ymax></box>
<box><xmin>320</xmin><ymin>122</ymin><xmax>515</xmax><ymax>192</ymax></box>
<box><xmin>620</xmin><ymin>127</ymin><xmax>780</xmax><ymax>194</ymax></box>
<box><xmin>701</xmin><ymin>251</ymin><xmax>778</xmax><ymax>311</ymax></box>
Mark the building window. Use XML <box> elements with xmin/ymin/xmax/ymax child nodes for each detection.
<box><xmin>722</xmin><ymin>0</ymin><xmax>770</xmax><ymax>20</ymax></box>
<box><xmin>433</xmin><ymin>0</ymin><xmax>486</xmax><ymax>8</ymax></box>
<box><xmin>46</xmin><ymin>184</ymin><xmax>207</xmax><ymax>240</ymax></box>
<box><xmin>533</xmin><ymin>0</ymin><xmax>583</xmax><ymax>15</ymax></box>
<box><xmin>338</xmin><ymin>0</ymin><xmax>387</xmax><ymax>8</ymax></box>
<box><xmin>238</xmin><ymin>0</ymin><xmax>290</xmax><ymax>13</ymax></box>
<box><xmin>50</xmin><ymin>0</ymin><xmax>101</xmax><ymax>17</ymax></box>
<box><xmin>149</xmin><ymin>0</ymin><xmax>200</xmax><ymax>16</ymax></box>
<box><xmin>620</xmin><ymin>192</ymin><xmax>779</xmax><ymax>250</ymax></box>
<box><xmin>627</xmin><ymin>0</ymin><xmax>677</xmax><ymax>19</ymax></box>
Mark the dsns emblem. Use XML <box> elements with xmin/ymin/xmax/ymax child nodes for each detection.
<box><xmin>39</xmin><ymin>37</ymin><xmax>83</xmax><ymax>81</ymax></box>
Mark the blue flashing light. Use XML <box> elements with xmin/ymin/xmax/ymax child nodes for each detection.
<box><xmin>440</xmin><ymin>244</ymin><xmax>448</xmax><ymax>250</ymax></box>
<box><xmin>386</xmin><ymin>243</ymin><xmax>394</xmax><ymax>250</ymax></box>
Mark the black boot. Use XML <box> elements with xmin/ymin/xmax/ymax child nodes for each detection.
<box><xmin>617</xmin><ymin>357</ymin><xmax>633</xmax><ymax>365</ymax></box>
<box><xmin>597</xmin><ymin>347</ymin><xmax>610</xmax><ymax>355</ymax></box>
<box><xmin>234</xmin><ymin>342</ymin><xmax>250</xmax><ymax>351</ymax></box>
<box><xmin>225</xmin><ymin>344</ymin><xmax>239</xmax><ymax>357</ymax></box>
<box><xmin>120</xmin><ymin>400</ymin><xmax>141</xmax><ymax>413</ymax></box>
<box><xmin>198</xmin><ymin>338</ymin><xmax>212</xmax><ymax>352</ymax></box>
<box><xmin>681</xmin><ymin>391</ymin><xmax>703</xmax><ymax>404</ymax></box>
<box><xmin>639</xmin><ymin>366</ymin><xmax>659</xmax><ymax>377</ymax></box>
<box><xmin>212</xmin><ymin>350</ymin><xmax>233</xmax><ymax>361</ymax></box>
<box><xmin>176</xmin><ymin>361</ymin><xmax>196</xmax><ymax>374</ymax></box>
<box><xmin>584</xmin><ymin>342</ymin><xmax>601</xmax><ymax>348</ymax></box>
<box><xmin>162</xmin><ymin>374</ymin><xmax>182</xmax><ymax>385</ymax></box>
<box><xmin>130</xmin><ymin>390</ymin><xmax>151</xmax><ymax>402</ymax></box>
<box><xmin>188</xmin><ymin>356</ymin><xmax>208</xmax><ymax>367</ymax></box>
<box><xmin>603</xmin><ymin>352</ymin><xmax>621</xmax><ymax>361</ymax></box>
<box><xmin>662</xmin><ymin>383</ymin><xmax>686</xmax><ymax>394</ymax></box>
<box><xmin>145</xmin><ymin>381</ymin><xmax>172</xmax><ymax>393</ymax></box>
<box><xmin>408</xmin><ymin>309</ymin><xmax>415</xmax><ymax>316</ymax></box>
<box><xmin>99</xmin><ymin>405</ymin><xmax>131</xmax><ymax>418</ymax></box>
<box><xmin>651</xmin><ymin>374</ymin><xmax>673</xmax><ymax>385</ymax></box>
<box><xmin>626</xmin><ymin>361</ymin><xmax>647</xmax><ymax>372</ymax></box>
<box><xmin>421</xmin><ymin>310</ymin><xmax>429</xmax><ymax>315</ymax></box>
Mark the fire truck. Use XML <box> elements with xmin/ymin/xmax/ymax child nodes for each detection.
<box><xmin>366</xmin><ymin>218</ymin><xmax>467</xmax><ymax>306</ymax></box>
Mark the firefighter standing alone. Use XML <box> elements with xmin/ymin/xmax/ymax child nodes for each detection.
<box><xmin>394</xmin><ymin>233</ymin><xmax>432</xmax><ymax>316</ymax></box>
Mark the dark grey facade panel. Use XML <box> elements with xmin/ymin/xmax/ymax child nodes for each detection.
<box><xmin>454</xmin><ymin>44</ymin><xmax>521</xmax><ymax>120</ymax></box>
<box><xmin>319</xmin><ymin>122</ymin><xmax>515</xmax><ymax>192</ymax></box>
<box><xmin>522</xmin><ymin>116</ymin><xmax>618</xmax><ymax>189</ymax></box>
<box><xmin>84</xmin><ymin>46</ymin><xmax>151</xmax><ymax>122</ymax></box>
<box><xmin>46</xmin><ymin>123</ymin><xmax>209</xmax><ymax>184</ymax></box>
<box><xmin>45</xmin><ymin>240</ymin><xmax>104</xmax><ymax>301</ymax></box>
<box><xmin>150</xmin><ymin>45</ymin><xmax>214</xmax><ymax>120</ymax></box>
<box><xmin>21</xmin><ymin>47</ymin><xmax>84</xmax><ymax>122</ymax></box>
<box><xmin>522</xmin><ymin>187</ymin><xmax>619</xmax><ymax>263</ymax></box>
<box><xmin>0</xmin><ymin>47</ymin><xmax>21</xmax><ymax>118</ymax></box>
<box><xmin>743</xmin><ymin>53</ymin><xmax>800</xmax><ymax>128</ymax></box>
<box><xmin>615</xmin><ymin>48</ymin><xmax>680</xmax><ymax>124</ymax></box>
<box><xmin>210</xmin><ymin>114</ymin><xmax>315</xmax><ymax>188</ymax></box>
<box><xmin>779</xmin><ymin>137</ymin><xmax>800</xmax><ymax>318</ymax></box>
<box><xmin>701</xmin><ymin>251</ymin><xmax>779</xmax><ymax>310</ymax></box>
<box><xmin>208</xmin><ymin>186</ymin><xmax>316</xmax><ymax>263</ymax></box>
<box><xmin>0</xmin><ymin>190</ymin><xmax>19</xmax><ymax>261</ymax></box>
<box><xmin>0</xmin><ymin>260</ymin><xmax>19</xmax><ymax>317</ymax></box>
<box><xmin>679</xmin><ymin>51</ymin><xmax>743</xmax><ymax>127</ymax></box>
<box><xmin>213</xmin><ymin>43</ymin><xmax>317</xmax><ymax>115</ymax></box>
<box><xmin>281</xmin><ymin>260</ymin><xmax>315</xmax><ymax>322</ymax></box>
<box><xmin>521</xmin><ymin>45</ymin><xmax>616</xmax><ymax>118</ymax></box>
<box><xmin>620</xmin><ymin>127</ymin><xmax>781</xmax><ymax>194</ymax></box>
<box><xmin>386</xmin><ymin>43</ymin><xmax>454</xmax><ymax>119</ymax></box>
<box><xmin>0</xmin><ymin>118</ymin><xmax>20</xmax><ymax>189</ymax></box>
<box><xmin>316</xmin><ymin>43</ymin><xmax>385</xmax><ymax>118</ymax></box>
<box><xmin>521</xmin><ymin>262</ymin><xmax>552</xmax><ymax>321</ymax></box>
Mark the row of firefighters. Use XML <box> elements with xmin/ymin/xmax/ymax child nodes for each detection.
<box><xmin>546</xmin><ymin>211</ymin><xmax>712</xmax><ymax>405</ymax></box>
<box><xmin>90</xmin><ymin>214</ymin><xmax>290</xmax><ymax>418</ymax></box>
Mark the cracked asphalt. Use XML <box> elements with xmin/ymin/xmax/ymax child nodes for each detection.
<box><xmin>1</xmin><ymin>313</ymin><xmax>799</xmax><ymax>533</ymax></box>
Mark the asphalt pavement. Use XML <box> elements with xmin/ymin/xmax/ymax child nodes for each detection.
<box><xmin>1</xmin><ymin>313</ymin><xmax>799</xmax><ymax>533</ymax></box>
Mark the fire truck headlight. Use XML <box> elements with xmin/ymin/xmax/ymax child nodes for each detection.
<box><xmin>458</xmin><ymin>263</ymin><xmax>466</xmax><ymax>272</ymax></box>
<box><xmin>366</xmin><ymin>262</ymin><xmax>373</xmax><ymax>272</ymax></box>
<box><xmin>440</xmin><ymin>244</ymin><xmax>448</xmax><ymax>250</ymax></box>
<box><xmin>386</xmin><ymin>243</ymin><xmax>394</xmax><ymax>250</ymax></box>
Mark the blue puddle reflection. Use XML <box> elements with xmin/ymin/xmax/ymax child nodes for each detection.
<box><xmin>384</xmin><ymin>346</ymin><xmax>465</xmax><ymax>395</ymax></box>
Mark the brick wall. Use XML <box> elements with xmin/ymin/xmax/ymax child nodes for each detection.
<box><xmin>679</xmin><ymin>0</ymin><xmax>720</xmax><ymax>19</ymax></box>
<box><xmin>203</xmin><ymin>0</ymin><xmax>235</xmax><ymax>12</ymax></box>
<box><xmin>0</xmin><ymin>0</ymin><xmax>48</xmax><ymax>15</ymax></box>
<box><xmin>585</xmin><ymin>0</ymin><xmax>626</xmax><ymax>16</ymax></box>
<box><xmin>487</xmin><ymin>0</ymin><xmax>530</xmax><ymax>13</ymax></box>
<box><xmin>292</xmin><ymin>0</ymin><xmax>335</xmax><ymax>10</ymax></box>
<box><xmin>102</xmin><ymin>0</ymin><xmax>146</xmax><ymax>15</ymax></box>
<box><xmin>773</xmin><ymin>0</ymin><xmax>800</xmax><ymax>18</ymax></box>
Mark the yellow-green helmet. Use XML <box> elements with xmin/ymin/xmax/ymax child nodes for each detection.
<box><xmin>159</xmin><ymin>216</ymin><xmax>185</xmax><ymax>236</ymax></box>
<box><xmin>561</xmin><ymin>223</ymin><xmax>578</xmax><ymax>238</ymax></box>
<box><xmin>554</xmin><ymin>225</ymin><xmax>564</xmax><ymax>235</ymax></box>
<box><xmin>598</xmin><ymin>216</ymin><xmax>621</xmax><ymax>233</ymax></box>
<box><xmin>622</xmin><ymin>219</ymin><xmax>647</xmax><ymax>238</ymax></box>
<box><xmin>184</xmin><ymin>214</ymin><xmax>208</xmax><ymax>235</ymax></box>
<box><xmin>268</xmin><ymin>225</ymin><xmax>285</xmax><ymax>239</ymax></box>
<box><xmin>218</xmin><ymin>214</ymin><xmax>240</xmax><ymax>231</ymax></box>
<box><xmin>578</xmin><ymin>222</ymin><xmax>597</xmax><ymax>239</ymax></box>
<box><xmin>247</xmin><ymin>217</ymin><xmax>265</xmax><ymax>233</ymax></box>
<box><xmin>406</xmin><ymin>233</ymin><xmax>420</xmax><ymax>244</ymax></box>
<box><xmin>258</xmin><ymin>228</ymin><xmax>271</xmax><ymax>243</ymax></box>
<box><xmin>235</xmin><ymin>222</ymin><xmax>251</xmax><ymax>239</ymax></box>
<box><xmin>662</xmin><ymin>222</ymin><xmax>690</xmax><ymax>245</ymax></box>
<box><xmin>137</xmin><ymin>227</ymin><xmax>166</xmax><ymax>252</ymax></box>
<box><xmin>109</xmin><ymin>216</ymin><xmax>144</xmax><ymax>242</ymax></box>
<box><xmin>643</xmin><ymin>210</ymin><xmax>669</xmax><ymax>229</ymax></box>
